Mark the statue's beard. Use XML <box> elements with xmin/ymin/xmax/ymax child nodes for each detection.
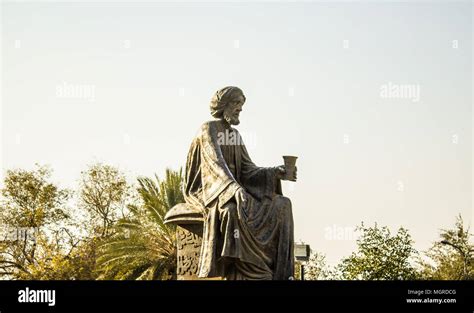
<box><xmin>223</xmin><ymin>112</ymin><xmax>240</xmax><ymax>125</ymax></box>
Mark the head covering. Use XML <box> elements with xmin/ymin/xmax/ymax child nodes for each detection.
<box><xmin>209</xmin><ymin>86</ymin><xmax>245</xmax><ymax>118</ymax></box>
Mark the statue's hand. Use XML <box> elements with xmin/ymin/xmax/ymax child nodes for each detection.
<box><xmin>276</xmin><ymin>165</ymin><xmax>297</xmax><ymax>181</ymax></box>
<box><xmin>276</xmin><ymin>165</ymin><xmax>286</xmax><ymax>180</ymax></box>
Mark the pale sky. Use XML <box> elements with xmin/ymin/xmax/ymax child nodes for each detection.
<box><xmin>1</xmin><ymin>0</ymin><xmax>472</xmax><ymax>266</ymax></box>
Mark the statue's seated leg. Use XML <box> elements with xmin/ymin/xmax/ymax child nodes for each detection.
<box><xmin>274</xmin><ymin>195</ymin><xmax>292</xmax><ymax>217</ymax></box>
<box><xmin>271</xmin><ymin>195</ymin><xmax>295</xmax><ymax>280</ymax></box>
<box><xmin>217</xmin><ymin>201</ymin><xmax>241</xmax><ymax>276</ymax></box>
<box><xmin>217</xmin><ymin>200</ymin><xmax>274</xmax><ymax>280</ymax></box>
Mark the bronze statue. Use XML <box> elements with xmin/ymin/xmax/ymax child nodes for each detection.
<box><xmin>182</xmin><ymin>86</ymin><xmax>296</xmax><ymax>280</ymax></box>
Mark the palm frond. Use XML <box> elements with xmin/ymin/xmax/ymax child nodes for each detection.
<box><xmin>97</xmin><ymin>168</ymin><xmax>183</xmax><ymax>280</ymax></box>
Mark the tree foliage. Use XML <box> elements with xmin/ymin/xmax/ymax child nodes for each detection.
<box><xmin>79</xmin><ymin>163</ymin><xmax>129</xmax><ymax>238</ymax></box>
<box><xmin>97</xmin><ymin>169</ymin><xmax>183</xmax><ymax>280</ymax></box>
<box><xmin>337</xmin><ymin>223</ymin><xmax>419</xmax><ymax>280</ymax></box>
<box><xmin>419</xmin><ymin>215</ymin><xmax>473</xmax><ymax>280</ymax></box>
<box><xmin>0</xmin><ymin>165</ymin><xmax>72</xmax><ymax>279</ymax></box>
<box><xmin>1</xmin><ymin>165</ymin><xmax>70</xmax><ymax>228</ymax></box>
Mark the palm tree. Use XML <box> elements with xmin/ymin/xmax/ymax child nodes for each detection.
<box><xmin>97</xmin><ymin>168</ymin><xmax>183</xmax><ymax>280</ymax></box>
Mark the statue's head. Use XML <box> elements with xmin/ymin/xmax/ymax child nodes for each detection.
<box><xmin>210</xmin><ymin>86</ymin><xmax>246</xmax><ymax>125</ymax></box>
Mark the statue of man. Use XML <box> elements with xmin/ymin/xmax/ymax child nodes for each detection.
<box><xmin>184</xmin><ymin>86</ymin><xmax>296</xmax><ymax>280</ymax></box>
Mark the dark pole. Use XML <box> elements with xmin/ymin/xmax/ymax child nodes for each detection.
<box><xmin>301</xmin><ymin>264</ymin><xmax>305</xmax><ymax>281</ymax></box>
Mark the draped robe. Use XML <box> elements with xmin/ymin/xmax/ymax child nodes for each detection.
<box><xmin>184</xmin><ymin>119</ymin><xmax>294</xmax><ymax>280</ymax></box>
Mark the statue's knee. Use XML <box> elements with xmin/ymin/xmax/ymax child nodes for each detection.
<box><xmin>280</xmin><ymin>196</ymin><xmax>292</xmax><ymax>208</ymax></box>
<box><xmin>276</xmin><ymin>196</ymin><xmax>292</xmax><ymax>215</ymax></box>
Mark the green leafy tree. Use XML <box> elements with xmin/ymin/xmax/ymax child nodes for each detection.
<box><xmin>97</xmin><ymin>169</ymin><xmax>183</xmax><ymax>280</ymax></box>
<box><xmin>1</xmin><ymin>165</ymin><xmax>70</xmax><ymax>228</ymax></box>
<box><xmin>0</xmin><ymin>165</ymin><xmax>72</xmax><ymax>279</ymax></box>
<box><xmin>79</xmin><ymin>163</ymin><xmax>129</xmax><ymax>238</ymax></box>
<box><xmin>337</xmin><ymin>223</ymin><xmax>419</xmax><ymax>280</ymax></box>
<box><xmin>15</xmin><ymin>233</ymin><xmax>99</xmax><ymax>280</ymax></box>
<box><xmin>419</xmin><ymin>215</ymin><xmax>473</xmax><ymax>280</ymax></box>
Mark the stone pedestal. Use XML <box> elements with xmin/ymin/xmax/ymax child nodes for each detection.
<box><xmin>165</xmin><ymin>203</ymin><xmax>221</xmax><ymax>280</ymax></box>
<box><xmin>176</xmin><ymin>224</ymin><xmax>203</xmax><ymax>280</ymax></box>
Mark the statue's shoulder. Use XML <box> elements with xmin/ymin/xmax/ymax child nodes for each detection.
<box><xmin>199</xmin><ymin>120</ymin><xmax>220</xmax><ymax>132</ymax></box>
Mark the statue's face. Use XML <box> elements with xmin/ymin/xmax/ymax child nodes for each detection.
<box><xmin>223</xmin><ymin>95</ymin><xmax>245</xmax><ymax>125</ymax></box>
